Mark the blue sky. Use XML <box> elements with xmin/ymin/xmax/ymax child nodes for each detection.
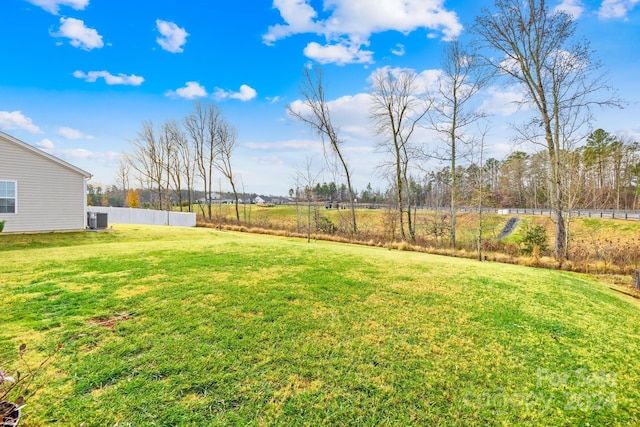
<box><xmin>1</xmin><ymin>0</ymin><xmax>639</xmax><ymax>196</ymax></box>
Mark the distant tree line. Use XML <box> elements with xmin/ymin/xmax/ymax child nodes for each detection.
<box><xmin>291</xmin><ymin>128</ymin><xmax>640</xmax><ymax>212</ymax></box>
<box><xmin>423</xmin><ymin>129</ymin><xmax>640</xmax><ymax>211</ymax></box>
<box><xmin>87</xmin><ymin>185</ymin><xmax>260</xmax><ymax>211</ymax></box>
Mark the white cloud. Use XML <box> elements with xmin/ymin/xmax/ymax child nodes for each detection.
<box><xmin>480</xmin><ymin>86</ymin><xmax>528</xmax><ymax>116</ymax></box>
<box><xmin>264</xmin><ymin>0</ymin><xmax>462</xmax><ymax>64</ymax></box>
<box><xmin>367</xmin><ymin>66</ymin><xmax>441</xmax><ymax>95</ymax></box>
<box><xmin>303</xmin><ymin>41</ymin><xmax>373</xmax><ymax>65</ymax></box>
<box><xmin>391</xmin><ymin>43</ymin><xmax>405</xmax><ymax>56</ymax></box>
<box><xmin>165</xmin><ymin>81</ymin><xmax>208</xmax><ymax>99</ymax></box>
<box><xmin>156</xmin><ymin>19</ymin><xmax>189</xmax><ymax>53</ymax></box>
<box><xmin>554</xmin><ymin>0</ymin><xmax>585</xmax><ymax>18</ymax></box>
<box><xmin>598</xmin><ymin>0</ymin><xmax>640</xmax><ymax>19</ymax></box>
<box><xmin>36</xmin><ymin>138</ymin><xmax>55</xmax><ymax>151</ymax></box>
<box><xmin>53</xmin><ymin>17</ymin><xmax>103</xmax><ymax>50</ymax></box>
<box><xmin>26</xmin><ymin>0</ymin><xmax>88</xmax><ymax>14</ymax></box>
<box><xmin>58</xmin><ymin>126</ymin><xmax>93</xmax><ymax>139</ymax></box>
<box><xmin>288</xmin><ymin>92</ymin><xmax>374</xmax><ymax>140</ymax></box>
<box><xmin>0</xmin><ymin>111</ymin><xmax>42</xmax><ymax>133</ymax></box>
<box><xmin>35</xmin><ymin>138</ymin><xmax>118</xmax><ymax>163</ymax></box>
<box><xmin>263</xmin><ymin>0</ymin><xmax>321</xmax><ymax>45</ymax></box>
<box><xmin>214</xmin><ymin>84</ymin><xmax>258</xmax><ymax>101</ymax></box>
<box><xmin>62</xmin><ymin>147</ymin><xmax>94</xmax><ymax>160</ymax></box>
<box><xmin>245</xmin><ymin>139</ymin><xmax>322</xmax><ymax>152</ymax></box>
<box><xmin>73</xmin><ymin>70</ymin><xmax>144</xmax><ymax>86</ymax></box>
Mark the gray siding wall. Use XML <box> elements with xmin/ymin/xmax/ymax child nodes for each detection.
<box><xmin>0</xmin><ymin>137</ymin><xmax>87</xmax><ymax>232</ymax></box>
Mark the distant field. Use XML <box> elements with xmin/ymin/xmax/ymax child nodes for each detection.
<box><xmin>1</xmin><ymin>225</ymin><xmax>640</xmax><ymax>425</ymax></box>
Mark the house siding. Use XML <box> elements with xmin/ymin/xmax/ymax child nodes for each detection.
<box><xmin>0</xmin><ymin>134</ymin><xmax>90</xmax><ymax>233</ymax></box>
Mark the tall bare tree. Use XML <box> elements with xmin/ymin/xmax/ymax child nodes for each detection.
<box><xmin>115</xmin><ymin>155</ymin><xmax>130</xmax><ymax>207</ymax></box>
<box><xmin>128</xmin><ymin>121</ymin><xmax>168</xmax><ymax>209</ymax></box>
<box><xmin>185</xmin><ymin>102</ymin><xmax>220</xmax><ymax>219</ymax></box>
<box><xmin>174</xmin><ymin>120</ymin><xmax>196</xmax><ymax>212</ymax></box>
<box><xmin>163</xmin><ymin>120</ymin><xmax>189</xmax><ymax>211</ymax></box>
<box><xmin>296</xmin><ymin>158</ymin><xmax>322</xmax><ymax>243</ymax></box>
<box><xmin>214</xmin><ymin>118</ymin><xmax>241</xmax><ymax>221</ymax></box>
<box><xmin>288</xmin><ymin>67</ymin><xmax>358</xmax><ymax>235</ymax></box>
<box><xmin>427</xmin><ymin>40</ymin><xmax>488</xmax><ymax>248</ymax></box>
<box><xmin>473</xmin><ymin>0</ymin><xmax>622</xmax><ymax>259</ymax></box>
<box><xmin>370</xmin><ymin>67</ymin><xmax>429</xmax><ymax>242</ymax></box>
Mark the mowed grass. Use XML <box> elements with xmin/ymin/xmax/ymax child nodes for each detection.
<box><xmin>1</xmin><ymin>225</ymin><xmax>640</xmax><ymax>425</ymax></box>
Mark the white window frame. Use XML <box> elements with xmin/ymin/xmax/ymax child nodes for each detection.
<box><xmin>0</xmin><ymin>180</ymin><xmax>17</xmax><ymax>214</ymax></box>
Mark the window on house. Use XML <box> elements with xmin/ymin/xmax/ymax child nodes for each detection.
<box><xmin>0</xmin><ymin>181</ymin><xmax>16</xmax><ymax>214</ymax></box>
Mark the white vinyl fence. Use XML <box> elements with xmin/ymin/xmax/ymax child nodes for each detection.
<box><xmin>87</xmin><ymin>207</ymin><xmax>196</xmax><ymax>227</ymax></box>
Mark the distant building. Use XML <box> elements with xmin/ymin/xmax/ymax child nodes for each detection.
<box><xmin>253</xmin><ymin>196</ymin><xmax>270</xmax><ymax>204</ymax></box>
<box><xmin>196</xmin><ymin>192</ymin><xmax>221</xmax><ymax>204</ymax></box>
<box><xmin>0</xmin><ymin>131</ymin><xmax>92</xmax><ymax>233</ymax></box>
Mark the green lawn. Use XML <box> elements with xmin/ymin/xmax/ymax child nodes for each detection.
<box><xmin>1</xmin><ymin>225</ymin><xmax>639</xmax><ymax>426</ymax></box>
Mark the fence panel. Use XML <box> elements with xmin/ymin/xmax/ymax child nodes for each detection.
<box><xmin>87</xmin><ymin>207</ymin><xmax>196</xmax><ymax>227</ymax></box>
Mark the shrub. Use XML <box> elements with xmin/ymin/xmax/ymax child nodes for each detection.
<box><xmin>1</xmin><ymin>343</ymin><xmax>62</xmax><ymax>424</ymax></box>
<box><xmin>316</xmin><ymin>216</ymin><xmax>337</xmax><ymax>235</ymax></box>
<box><xmin>522</xmin><ymin>224</ymin><xmax>548</xmax><ymax>256</ymax></box>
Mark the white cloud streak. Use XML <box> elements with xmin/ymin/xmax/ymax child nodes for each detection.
<box><xmin>214</xmin><ymin>84</ymin><xmax>258</xmax><ymax>101</ymax></box>
<box><xmin>480</xmin><ymin>86</ymin><xmax>529</xmax><ymax>116</ymax></box>
<box><xmin>156</xmin><ymin>19</ymin><xmax>189</xmax><ymax>53</ymax></box>
<box><xmin>598</xmin><ymin>0</ymin><xmax>640</xmax><ymax>19</ymax></box>
<box><xmin>0</xmin><ymin>111</ymin><xmax>42</xmax><ymax>133</ymax></box>
<box><xmin>58</xmin><ymin>126</ymin><xmax>93</xmax><ymax>139</ymax></box>
<box><xmin>26</xmin><ymin>0</ymin><xmax>88</xmax><ymax>14</ymax></box>
<box><xmin>391</xmin><ymin>43</ymin><xmax>405</xmax><ymax>56</ymax></box>
<box><xmin>36</xmin><ymin>138</ymin><xmax>56</xmax><ymax>151</ymax></box>
<box><xmin>73</xmin><ymin>70</ymin><xmax>144</xmax><ymax>86</ymax></box>
<box><xmin>165</xmin><ymin>82</ymin><xmax>208</xmax><ymax>99</ymax></box>
<box><xmin>36</xmin><ymin>138</ymin><xmax>119</xmax><ymax>163</ymax></box>
<box><xmin>245</xmin><ymin>139</ymin><xmax>322</xmax><ymax>152</ymax></box>
<box><xmin>303</xmin><ymin>41</ymin><xmax>373</xmax><ymax>65</ymax></box>
<box><xmin>264</xmin><ymin>0</ymin><xmax>462</xmax><ymax>64</ymax></box>
<box><xmin>554</xmin><ymin>0</ymin><xmax>585</xmax><ymax>18</ymax></box>
<box><xmin>53</xmin><ymin>17</ymin><xmax>103</xmax><ymax>50</ymax></box>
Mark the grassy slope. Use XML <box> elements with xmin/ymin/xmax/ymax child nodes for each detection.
<box><xmin>1</xmin><ymin>225</ymin><xmax>640</xmax><ymax>426</ymax></box>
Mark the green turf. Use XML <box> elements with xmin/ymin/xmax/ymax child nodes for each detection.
<box><xmin>1</xmin><ymin>225</ymin><xmax>639</xmax><ymax>426</ymax></box>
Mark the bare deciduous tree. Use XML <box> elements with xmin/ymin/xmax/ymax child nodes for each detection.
<box><xmin>214</xmin><ymin>119</ymin><xmax>240</xmax><ymax>221</ymax></box>
<box><xmin>473</xmin><ymin>0</ymin><xmax>622</xmax><ymax>259</ymax></box>
<box><xmin>115</xmin><ymin>155</ymin><xmax>130</xmax><ymax>206</ymax></box>
<box><xmin>185</xmin><ymin>102</ymin><xmax>220</xmax><ymax>219</ymax></box>
<box><xmin>296</xmin><ymin>158</ymin><xmax>322</xmax><ymax>243</ymax></box>
<box><xmin>370</xmin><ymin>67</ymin><xmax>429</xmax><ymax>243</ymax></box>
<box><xmin>163</xmin><ymin>120</ymin><xmax>189</xmax><ymax>211</ymax></box>
<box><xmin>128</xmin><ymin>121</ymin><xmax>168</xmax><ymax>209</ymax></box>
<box><xmin>427</xmin><ymin>40</ymin><xmax>489</xmax><ymax>249</ymax></box>
<box><xmin>288</xmin><ymin>67</ymin><xmax>358</xmax><ymax>235</ymax></box>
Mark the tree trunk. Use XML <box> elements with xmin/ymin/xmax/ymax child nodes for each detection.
<box><xmin>450</xmin><ymin>141</ymin><xmax>456</xmax><ymax>249</ymax></box>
